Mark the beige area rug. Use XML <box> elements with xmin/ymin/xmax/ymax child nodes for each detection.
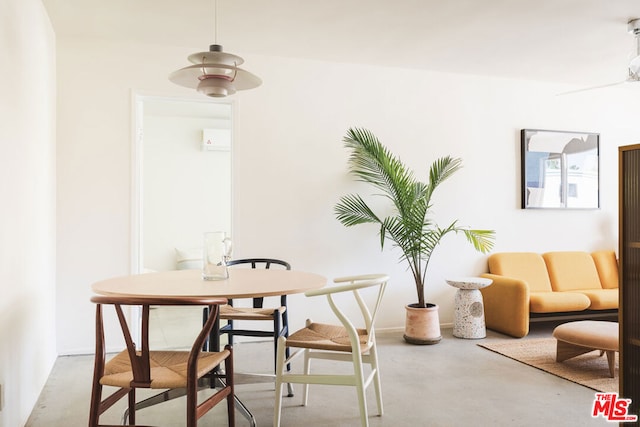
<box><xmin>479</xmin><ymin>337</ymin><xmax>618</xmax><ymax>393</ymax></box>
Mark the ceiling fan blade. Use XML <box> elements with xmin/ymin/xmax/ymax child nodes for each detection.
<box><xmin>556</xmin><ymin>79</ymin><xmax>631</xmax><ymax>96</ymax></box>
<box><xmin>556</xmin><ymin>19</ymin><xmax>640</xmax><ymax>97</ymax></box>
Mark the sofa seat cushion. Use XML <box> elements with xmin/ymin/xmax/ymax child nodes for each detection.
<box><xmin>570</xmin><ymin>289</ymin><xmax>619</xmax><ymax>310</ymax></box>
<box><xmin>488</xmin><ymin>252</ymin><xmax>553</xmax><ymax>292</ymax></box>
<box><xmin>543</xmin><ymin>252</ymin><xmax>602</xmax><ymax>292</ymax></box>
<box><xmin>530</xmin><ymin>291</ymin><xmax>591</xmax><ymax>313</ymax></box>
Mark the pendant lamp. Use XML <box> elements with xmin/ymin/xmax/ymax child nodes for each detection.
<box><xmin>169</xmin><ymin>1</ymin><xmax>261</xmax><ymax>97</ymax></box>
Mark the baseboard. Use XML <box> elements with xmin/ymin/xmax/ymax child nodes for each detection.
<box><xmin>376</xmin><ymin>323</ymin><xmax>453</xmax><ymax>335</ymax></box>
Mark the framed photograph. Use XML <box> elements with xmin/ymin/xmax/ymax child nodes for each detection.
<box><xmin>521</xmin><ymin>129</ymin><xmax>599</xmax><ymax>209</ymax></box>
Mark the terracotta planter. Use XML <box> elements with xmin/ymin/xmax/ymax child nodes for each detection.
<box><xmin>403</xmin><ymin>303</ymin><xmax>442</xmax><ymax>345</ymax></box>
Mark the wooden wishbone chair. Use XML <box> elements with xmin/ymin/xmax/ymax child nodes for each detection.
<box><xmin>88</xmin><ymin>295</ymin><xmax>235</xmax><ymax>427</ymax></box>
<box><xmin>273</xmin><ymin>274</ymin><xmax>389</xmax><ymax>427</ymax></box>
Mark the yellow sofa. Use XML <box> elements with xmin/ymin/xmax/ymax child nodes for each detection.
<box><xmin>480</xmin><ymin>251</ymin><xmax>618</xmax><ymax>338</ymax></box>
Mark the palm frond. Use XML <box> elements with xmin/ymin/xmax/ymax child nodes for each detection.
<box><xmin>460</xmin><ymin>229</ymin><xmax>496</xmax><ymax>253</ymax></box>
<box><xmin>343</xmin><ymin>128</ymin><xmax>416</xmax><ymax>217</ymax></box>
<box><xmin>425</xmin><ymin>156</ymin><xmax>462</xmax><ymax>201</ymax></box>
<box><xmin>334</xmin><ymin>194</ymin><xmax>381</xmax><ymax>227</ymax></box>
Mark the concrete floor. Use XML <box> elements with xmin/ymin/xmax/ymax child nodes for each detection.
<box><xmin>26</xmin><ymin>312</ymin><xmax>613</xmax><ymax>427</ymax></box>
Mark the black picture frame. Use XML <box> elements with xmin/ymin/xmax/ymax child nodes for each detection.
<box><xmin>521</xmin><ymin>129</ymin><xmax>600</xmax><ymax>209</ymax></box>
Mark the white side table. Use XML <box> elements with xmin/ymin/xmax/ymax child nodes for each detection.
<box><xmin>446</xmin><ymin>277</ymin><xmax>493</xmax><ymax>339</ymax></box>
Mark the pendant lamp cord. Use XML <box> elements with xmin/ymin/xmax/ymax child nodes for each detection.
<box><xmin>214</xmin><ymin>0</ymin><xmax>218</xmax><ymax>44</ymax></box>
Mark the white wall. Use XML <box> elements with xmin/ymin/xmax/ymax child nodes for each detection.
<box><xmin>56</xmin><ymin>37</ymin><xmax>640</xmax><ymax>355</ymax></box>
<box><xmin>0</xmin><ymin>0</ymin><xmax>57</xmax><ymax>425</ymax></box>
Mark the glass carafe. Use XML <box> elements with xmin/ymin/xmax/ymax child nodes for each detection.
<box><xmin>202</xmin><ymin>231</ymin><xmax>232</xmax><ymax>280</ymax></box>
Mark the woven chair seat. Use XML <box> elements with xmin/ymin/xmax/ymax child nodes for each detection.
<box><xmin>100</xmin><ymin>349</ymin><xmax>230</xmax><ymax>389</ymax></box>
<box><xmin>219</xmin><ymin>304</ymin><xmax>286</xmax><ymax>321</ymax></box>
<box><xmin>286</xmin><ymin>322</ymin><xmax>370</xmax><ymax>352</ymax></box>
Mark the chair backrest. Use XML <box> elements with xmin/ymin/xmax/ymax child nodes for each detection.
<box><xmin>226</xmin><ymin>258</ymin><xmax>291</xmax><ymax>307</ymax></box>
<box><xmin>227</xmin><ymin>258</ymin><xmax>291</xmax><ymax>270</ymax></box>
<box><xmin>591</xmin><ymin>250</ymin><xmax>619</xmax><ymax>290</ymax></box>
<box><xmin>543</xmin><ymin>251</ymin><xmax>602</xmax><ymax>291</ymax></box>
<box><xmin>90</xmin><ymin>295</ymin><xmax>227</xmax><ymax>387</ymax></box>
<box><xmin>488</xmin><ymin>252</ymin><xmax>553</xmax><ymax>292</ymax></box>
<box><xmin>305</xmin><ymin>274</ymin><xmax>389</xmax><ymax>352</ymax></box>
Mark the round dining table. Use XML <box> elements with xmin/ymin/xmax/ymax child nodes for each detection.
<box><xmin>92</xmin><ymin>268</ymin><xmax>327</xmax><ymax>298</ymax></box>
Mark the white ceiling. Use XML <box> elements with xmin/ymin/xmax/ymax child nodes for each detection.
<box><xmin>42</xmin><ymin>0</ymin><xmax>640</xmax><ymax>88</ymax></box>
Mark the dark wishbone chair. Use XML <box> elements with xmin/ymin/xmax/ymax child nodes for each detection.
<box><xmin>207</xmin><ymin>258</ymin><xmax>294</xmax><ymax>397</ymax></box>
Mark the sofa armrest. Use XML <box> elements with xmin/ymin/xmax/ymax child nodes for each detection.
<box><xmin>480</xmin><ymin>273</ymin><xmax>530</xmax><ymax>338</ymax></box>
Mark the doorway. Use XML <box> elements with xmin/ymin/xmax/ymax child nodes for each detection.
<box><xmin>132</xmin><ymin>94</ymin><xmax>233</xmax><ymax>348</ymax></box>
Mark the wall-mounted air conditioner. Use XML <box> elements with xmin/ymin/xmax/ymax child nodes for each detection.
<box><xmin>202</xmin><ymin>128</ymin><xmax>231</xmax><ymax>151</ymax></box>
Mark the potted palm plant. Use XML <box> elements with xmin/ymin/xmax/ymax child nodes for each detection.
<box><xmin>334</xmin><ymin>128</ymin><xmax>495</xmax><ymax>344</ymax></box>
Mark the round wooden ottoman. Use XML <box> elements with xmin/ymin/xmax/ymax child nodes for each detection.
<box><xmin>552</xmin><ymin>320</ymin><xmax>618</xmax><ymax>378</ymax></box>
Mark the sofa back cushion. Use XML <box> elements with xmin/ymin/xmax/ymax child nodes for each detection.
<box><xmin>543</xmin><ymin>251</ymin><xmax>602</xmax><ymax>291</ymax></box>
<box><xmin>591</xmin><ymin>250</ymin><xmax>619</xmax><ymax>289</ymax></box>
<box><xmin>487</xmin><ymin>252</ymin><xmax>552</xmax><ymax>292</ymax></box>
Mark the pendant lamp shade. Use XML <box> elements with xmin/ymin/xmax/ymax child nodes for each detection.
<box><xmin>170</xmin><ymin>44</ymin><xmax>261</xmax><ymax>97</ymax></box>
